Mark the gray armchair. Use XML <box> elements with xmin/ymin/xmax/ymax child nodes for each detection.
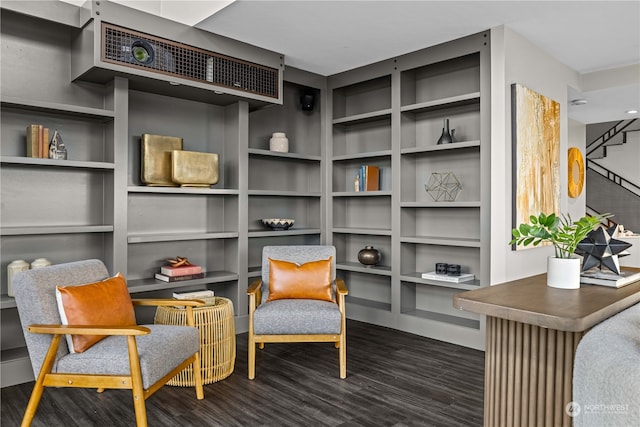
<box><xmin>247</xmin><ymin>245</ymin><xmax>348</xmax><ymax>379</ymax></box>
<box><xmin>13</xmin><ymin>259</ymin><xmax>204</xmax><ymax>427</ymax></box>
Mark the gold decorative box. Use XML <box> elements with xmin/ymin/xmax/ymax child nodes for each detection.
<box><xmin>141</xmin><ymin>134</ymin><xmax>183</xmax><ymax>186</ymax></box>
<box><xmin>171</xmin><ymin>150</ymin><xmax>219</xmax><ymax>187</ymax></box>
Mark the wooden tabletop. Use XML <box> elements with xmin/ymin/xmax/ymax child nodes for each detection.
<box><xmin>453</xmin><ymin>267</ymin><xmax>640</xmax><ymax>332</ymax></box>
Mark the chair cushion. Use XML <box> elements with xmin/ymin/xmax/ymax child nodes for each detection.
<box><xmin>267</xmin><ymin>257</ymin><xmax>333</xmax><ymax>302</ymax></box>
<box><xmin>54</xmin><ymin>324</ymin><xmax>199</xmax><ymax>389</ymax></box>
<box><xmin>55</xmin><ymin>273</ymin><xmax>136</xmax><ymax>353</ymax></box>
<box><xmin>253</xmin><ymin>299</ymin><xmax>342</xmax><ymax>335</ymax></box>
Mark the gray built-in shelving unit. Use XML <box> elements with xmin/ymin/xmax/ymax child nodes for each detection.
<box><xmin>0</xmin><ymin>1</ymin><xmax>489</xmax><ymax>387</ymax></box>
<box><xmin>327</xmin><ymin>32</ymin><xmax>491</xmax><ymax>348</ymax></box>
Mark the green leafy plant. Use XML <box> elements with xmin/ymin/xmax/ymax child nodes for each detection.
<box><xmin>510</xmin><ymin>212</ymin><xmax>612</xmax><ymax>258</ymax></box>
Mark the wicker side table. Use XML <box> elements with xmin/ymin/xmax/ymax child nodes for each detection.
<box><xmin>155</xmin><ymin>297</ymin><xmax>236</xmax><ymax>386</ymax></box>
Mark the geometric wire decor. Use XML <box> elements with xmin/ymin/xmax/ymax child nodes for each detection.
<box><xmin>425</xmin><ymin>172</ymin><xmax>462</xmax><ymax>202</ymax></box>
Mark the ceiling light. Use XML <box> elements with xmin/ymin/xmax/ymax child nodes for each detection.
<box><xmin>625</xmin><ymin>109</ymin><xmax>638</xmax><ymax>114</ymax></box>
<box><xmin>570</xmin><ymin>99</ymin><xmax>588</xmax><ymax>106</ymax></box>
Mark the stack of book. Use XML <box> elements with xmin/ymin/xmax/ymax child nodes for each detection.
<box><xmin>172</xmin><ymin>289</ymin><xmax>215</xmax><ymax>306</ymax></box>
<box><xmin>355</xmin><ymin>165</ymin><xmax>379</xmax><ymax>192</ymax></box>
<box><xmin>155</xmin><ymin>264</ymin><xmax>204</xmax><ymax>282</ymax></box>
<box><xmin>580</xmin><ymin>268</ymin><xmax>640</xmax><ymax>288</ymax></box>
<box><xmin>26</xmin><ymin>124</ymin><xmax>50</xmax><ymax>158</ymax></box>
<box><xmin>421</xmin><ymin>271</ymin><xmax>475</xmax><ymax>283</ymax></box>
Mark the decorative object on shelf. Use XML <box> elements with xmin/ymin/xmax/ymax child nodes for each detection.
<box><xmin>172</xmin><ymin>289</ymin><xmax>216</xmax><ymax>306</ymax></box>
<box><xmin>355</xmin><ymin>165</ymin><xmax>379</xmax><ymax>192</ymax></box>
<box><xmin>357</xmin><ymin>246</ymin><xmax>381</xmax><ymax>267</ymax></box>
<box><xmin>510</xmin><ymin>212</ymin><xmax>612</xmax><ymax>289</ymax></box>
<box><xmin>435</xmin><ymin>263</ymin><xmax>448</xmax><ymax>274</ymax></box>
<box><xmin>567</xmin><ymin>147</ymin><xmax>585</xmax><ymax>198</ymax></box>
<box><xmin>436</xmin><ymin>118</ymin><xmax>453</xmax><ymax>145</ymax></box>
<box><xmin>171</xmin><ymin>150</ymin><xmax>219</xmax><ymax>187</ymax></box>
<box><xmin>48</xmin><ymin>130</ymin><xmax>67</xmax><ymax>160</ymax></box>
<box><xmin>450</xmin><ymin>129</ymin><xmax>457</xmax><ymax>143</ymax></box>
<box><xmin>447</xmin><ymin>264</ymin><xmax>461</xmax><ymax>276</ymax></box>
<box><xmin>421</xmin><ymin>271</ymin><xmax>475</xmax><ymax>283</ymax></box>
<box><xmin>300</xmin><ymin>87</ymin><xmax>315</xmax><ymax>111</ymax></box>
<box><xmin>166</xmin><ymin>256</ymin><xmax>193</xmax><ymax>268</ymax></box>
<box><xmin>30</xmin><ymin>258</ymin><xmax>51</xmax><ymax>269</ymax></box>
<box><xmin>512</xmin><ymin>84</ymin><xmax>560</xmax><ymax>246</ymax></box>
<box><xmin>6</xmin><ymin>259</ymin><xmax>29</xmax><ymax>297</ymax></box>
<box><xmin>269</xmin><ymin>132</ymin><xmax>289</xmax><ymax>152</ymax></box>
<box><xmin>261</xmin><ymin>218</ymin><xmax>295</xmax><ymax>230</ymax></box>
<box><xmin>141</xmin><ymin>134</ymin><xmax>183</xmax><ymax>186</ymax></box>
<box><xmin>26</xmin><ymin>124</ymin><xmax>51</xmax><ymax>158</ymax></box>
<box><xmin>425</xmin><ymin>172</ymin><xmax>462</xmax><ymax>202</ymax></box>
<box><xmin>576</xmin><ymin>223</ymin><xmax>631</xmax><ymax>275</ymax></box>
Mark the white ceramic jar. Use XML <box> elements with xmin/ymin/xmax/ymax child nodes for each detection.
<box><xmin>31</xmin><ymin>258</ymin><xmax>52</xmax><ymax>269</ymax></box>
<box><xmin>7</xmin><ymin>260</ymin><xmax>30</xmax><ymax>297</ymax></box>
<box><xmin>269</xmin><ymin>132</ymin><xmax>289</xmax><ymax>153</ymax></box>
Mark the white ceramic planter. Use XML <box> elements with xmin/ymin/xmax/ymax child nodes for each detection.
<box><xmin>547</xmin><ymin>256</ymin><xmax>581</xmax><ymax>289</ymax></box>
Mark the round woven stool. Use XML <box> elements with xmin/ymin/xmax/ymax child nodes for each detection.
<box><xmin>154</xmin><ymin>297</ymin><xmax>236</xmax><ymax>386</ymax></box>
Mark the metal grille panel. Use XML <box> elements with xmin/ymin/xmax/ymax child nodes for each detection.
<box><xmin>102</xmin><ymin>22</ymin><xmax>279</xmax><ymax>99</ymax></box>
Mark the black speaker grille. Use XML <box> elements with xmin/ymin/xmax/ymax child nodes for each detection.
<box><xmin>102</xmin><ymin>22</ymin><xmax>279</xmax><ymax>99</ymax></box>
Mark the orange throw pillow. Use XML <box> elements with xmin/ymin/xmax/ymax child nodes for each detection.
<box><xmin>267</xmin><ymin>257</ymin><xmax>333</xmax><ymax>302</ymax></box>
<box><xmin>55</xmin><ymin>273</ymin><xmax>136</xmax><ymax>353</ymax></box>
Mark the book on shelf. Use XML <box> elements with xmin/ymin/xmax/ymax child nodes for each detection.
<box><xmin>579</xmin><ymin>268</ymin><xmax>640</xmax><ymax>288</ymax></box>
<box><xmin>357</xmin><ymin>165</ymin><xmax>380</xmax><ymax>191</ymax></box>
<box><xmin>172</xmin><ymin>289</ymin><xmax>214</xmax><ymax>299</ymax></box>
<box><xmin>421</xmin><ymin>271</ymin><xmax>475</xmax><ymax>283</ymax></box>
<box><xmin>154</xmin><ymin>272</ymin><xmax>204</xmax><ymax>282</ymax></box>
<box><xmin>160</xmin><ymin>264</ymin><xmax>202</xmax><ymax>276</ymax></box>
<box><xmin>26</xmin><ymin>124</ymin><xmax>39</xmax><ymax>158</ymax></box>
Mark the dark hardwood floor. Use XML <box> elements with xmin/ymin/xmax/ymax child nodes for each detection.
<box><xmin>1</xmin><ymin>320</ymin><xmax>484</xmax><ymax>426</ymax></box>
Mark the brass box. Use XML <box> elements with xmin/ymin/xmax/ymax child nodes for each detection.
<box><xmin>171</xmin><ymin>150</ymin><xmax>219</xmax><ymax>187</ymax></box>
<box><xmin>141</xmin><ymin>134</ymin><xmax>183</xmax><ymax>186</ymax></box>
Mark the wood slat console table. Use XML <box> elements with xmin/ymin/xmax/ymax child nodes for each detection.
<box><xmin>453</xmin><ymin>268</ymin><xmax>640</xmax><ymax>427</ymax></box>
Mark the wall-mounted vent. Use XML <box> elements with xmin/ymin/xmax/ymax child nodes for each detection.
<box><xmin>101</xmin><ymin>22</ymin><xmax>279</xmax><ymax>99</ymax></box>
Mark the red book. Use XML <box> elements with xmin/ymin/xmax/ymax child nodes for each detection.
<box><xmin>160</xmin><ymin>264</ymin><xmax>202</xmax><ymax>277</ymax></box>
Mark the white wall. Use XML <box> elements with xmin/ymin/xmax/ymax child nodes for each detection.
<box><xmin>490</xmin><ymin>26</ymin><xmax>584</xmax><ymax>285</ymax></box>
<box><xmin>597</xmin><ymin>131</ymin><xmax>640</xmax><ymax>184</ymax></box>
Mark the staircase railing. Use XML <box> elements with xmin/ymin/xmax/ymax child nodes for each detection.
<box><xmin>586</xmin><ymin>118</ymin><xmax>637</xmax><ymax>158</ymax></box>
<box><xmin>587</xmin><ymin>159</ymin><xmax>640</xmax><ymax>197</ymax></box>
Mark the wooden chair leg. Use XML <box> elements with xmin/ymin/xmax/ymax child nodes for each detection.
<box><xmin>339</xmin><ymin>333</ymin><xmax>347</xmax><ymax>379</ymax></box>
<box><xmin>192</xmin><ymin>352</ymin><xmax>204</xmax><ymax>400</ymax></box>
<box><xmin>127</xmin><ymin>336</ymin><xmax>148</xmax><ymax>427</ymax></box>
<box><xmin>21</xmin><ymin>335</ymin><xmax>62</xmax><ymax>427</ymax></box>
<box><xmin>248</xmin><ymin>334</ymin><xmax>256</xmax><ymax>380</ymax></box>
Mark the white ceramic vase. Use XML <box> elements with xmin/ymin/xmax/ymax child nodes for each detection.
<box><xmin>269</xmin><ymin>132</ymin><xmax>289</xmax><ymax>153</ymax></box>
<box><xmin>546</xmin><ymin>256</ymin><xmax>581</xmax><ymax>289</ymax></box>
<box><xmin>7</xmin><ymin>259</ymin><xmax>30</xmax><ymax>297</ymax></box>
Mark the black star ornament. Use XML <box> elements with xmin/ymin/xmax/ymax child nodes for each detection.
<box><xmin>576</xmin><ymin>224</ymin><xmax>631</xmax><ymax>274</ymax></box>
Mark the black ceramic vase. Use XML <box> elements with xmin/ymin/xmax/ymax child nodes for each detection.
<box><xmin>436</xmin><ymin>119</ymin><xmax>453</xmax><ymax>145</ymax></box>
<box><xmin>358</xmin><ymin>246</ymin><xmax>381</xmax><ymax>267</ymax></box>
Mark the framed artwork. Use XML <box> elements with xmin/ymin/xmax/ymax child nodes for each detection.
<box><xmin>511</xmin><ymin>83</ymin><xmax>560</xmax><ymax>249</ymax></box>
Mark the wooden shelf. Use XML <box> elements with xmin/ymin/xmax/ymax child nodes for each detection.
<box><xmin>337</xmin><ymin>261</ymin><xmax>392</xmax><ymax>276</ymax></box>
<box><xmin>1</xmin><ymin>225</ymin><xmax>114</xmax><ymax>236</ymax></box>
<box><xmin>345</xmin><ymin>295</ymin><xmax>392</xmax><ymax>312</ymax></box>
<box><xmin>332</xmin><ymin>150</ymin><xmax>392</xmax><ymax>162</ymax></box>
<box><xmin>1</xmin><ymin>156</ymin><xmax>115</xmax><ymax>170</ymax></box>
<box><xmin>400</xmin><ymin>92</ymin><xmax>480</xmax><ymax>114</ymax></box>
<box><xmin>332</xmin><ymin>191</ymin><xmax>392</xmax><ymax>198</ymax></box>
<box><xmin>1</xmin><ymin>96</ymin><xmax>115</xmax><ymax>120</ymax></box>
<box><xmin>400</xmin><ymin>201</ymin><xmax>481</xmax><ymax>208</ymax></box>
<box><xmin>248</xmin><ymin>228</ymin><xmax>321</xmax><ymax>238</ymax></box>
<box><xmin>128</xmin><ymin>186</ymin><xmax>239</xmax><ymax>195</ymax></box>
<box><xmin>400</xmin><ymin>140</ymin><xmax>480</xmax><ymax>155</ymax></box>
<box><xmin>248</xmin><ymin>190</ymin><xmax>322</xmax><ymax>197</ymax></box>
<box><xmin>332</xmin><ymin>108</ymin><xmax>392</xmax><ymax>126</ymax></box>
<box><xmin>127</xmin><ymin>231</ymin><xmax>238</xmax><ymax>244</ymax></box>
<box><xmin>248</xmin><ymin>148</ymin><xmax>321</xmax><ymax>162</ymax></box>
<box><xmin>400</xmin><ymin>272</ymin><xmax>481</xmax><ymax>290</ymax></box>
<box><xmin>127</xmin><ymin>271</ymin><xmax>239</xmax><ymax>294</ymax></box>
<box><xmin>400</xmin><ymin>236</ymin><xmax>481</xmax><ymax>248</ymax></box>
<box><xmin>332</xmin><ymin>227</ymin><xmax>392</xmax><ymax>236</ymax></box>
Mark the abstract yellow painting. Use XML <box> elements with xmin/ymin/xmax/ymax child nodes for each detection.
<box><xmin>511</xmin><ymin>83</ymin><xmax>560</xmax><ymax>249</ymax></box>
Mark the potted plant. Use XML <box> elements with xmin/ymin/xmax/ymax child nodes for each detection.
<box><xmin>510</xmin><ymin>212</ymin><xmax>611</xmax><ymax>289</ymax></box>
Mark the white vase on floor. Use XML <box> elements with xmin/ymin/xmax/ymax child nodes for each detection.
<box><xmin>547</xmin><ymin>256</ymin><xmax>581</xmax><ymax>289</ymax></box>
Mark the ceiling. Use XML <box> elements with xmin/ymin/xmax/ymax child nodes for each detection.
<box><xmin>64</xmin><ymin>0</ymin><xmax>640</xmax><ymax>124</ymax></box>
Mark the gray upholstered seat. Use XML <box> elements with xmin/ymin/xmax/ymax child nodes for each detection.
<box><xmin>13</xmin><ymin>259</ymin><xmax>204</xmax><ymax>427</ymax></box>
<box><xmin>247</xmin><ymin>245</ymin><xmax>348</xmax><ymax>379</ymax></box>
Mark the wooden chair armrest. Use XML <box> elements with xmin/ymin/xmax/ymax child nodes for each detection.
<box><xmin>131</xmin><ymin>298</ymin><xmax>206</xmax><ymax>307</ymax></box>
<box><xmin>28</xmin><ymin>324</ymin><xmax>150</xmax><ymax>336</ymax></box>
<box><xmin>247</xmin><ymin>279</ymin><xmax>262</xmax><ymax>314</ymax></box>
<box><xmin>335</xmin><ymin>278</ymin><xmax>348</xmax><ymax>295</ymax></box>
<box><xmin>247</xmin><ymin>279</ymin><xmax>262</xmax><ymax>295</ymax></box>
